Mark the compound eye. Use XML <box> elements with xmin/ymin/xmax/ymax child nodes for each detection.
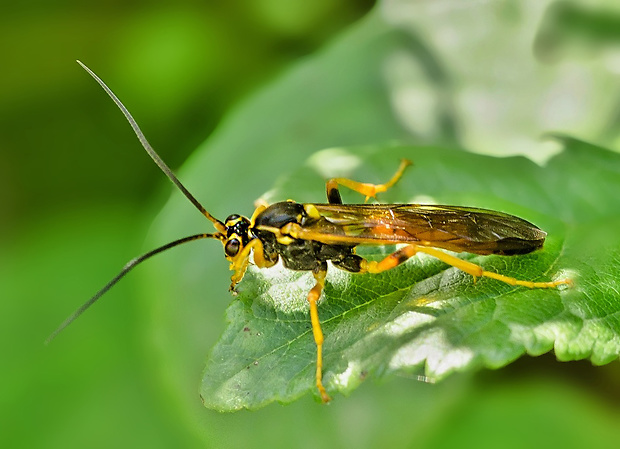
<box><xmin>224</xmin><ymin>238</ymin><xmax>241</xmax><ymax>257</ymax></box>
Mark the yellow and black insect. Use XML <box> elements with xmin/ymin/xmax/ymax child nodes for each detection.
<box><xmin>49</xmin><ymin>61</ymin><xmax>571</xmax><ymax>403</ymax></box>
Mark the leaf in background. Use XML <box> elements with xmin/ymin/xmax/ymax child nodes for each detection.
<box><xmin>380</xmin><ymin>0</ymin><xmax>620</xmax><ymax>159</ymax></box>
<box><xmin>200</xmin><ymin>139</ymin><xmax>620</xmax><ymax>410</ymax></box>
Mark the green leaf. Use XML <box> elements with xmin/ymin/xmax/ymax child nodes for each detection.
<box><xmin>199</xmin><ymin>139</ymin><xmax>620</xmax><ymax>410</ymax></box>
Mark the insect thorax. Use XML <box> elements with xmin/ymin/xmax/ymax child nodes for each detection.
<box><xmin>253</xmin><ymin>201</ymin><xmax>361</xmax><ymax>272</ymax></box>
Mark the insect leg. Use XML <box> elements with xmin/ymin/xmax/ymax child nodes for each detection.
<box><xmin>414</xmin><ymin>246</ymin><xmax>571</xmax><ymax>288</ymax></box>
<box><xmin>229</xmin><ymin>238</ymin><xmax>276</xmax><ymax>291</ymax></box>
<box><xmin>325</xmin><ymin>159</ymin><xmax>412</xmax><ymax>203</ymax></box>
<box><xmin>228</xmin><ymin>204</ymin><xmax>277</xmax><ymax>290</ymax></box>
<box><xmin>307</xmin><ymin>264</ymin><xmax>331</xmax><ymax>403</ymax></box>
<box><xmin>359</xmin><ymin>244</ymin><xmax>419</xmax><ymax>273</ymax></box>
<box><xmin>359</xmin><ymin>244</ymin><xmax>570</xmax><ymax>288</ymax></box>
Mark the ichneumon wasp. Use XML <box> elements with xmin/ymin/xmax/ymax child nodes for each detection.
<box><xmin>48</xmin><ymin>61</ymin><xmax>571</xmax><ymax>403</ymax></box>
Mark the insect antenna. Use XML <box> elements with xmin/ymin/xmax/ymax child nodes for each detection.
<box><xmin>46</xmin><ymin>233</ymin><xmax>221</xmax><ymax>344</ymax></box>
<box><xmin>76</xmin><ymin>60</ymin><xmax>226</xmax><ymax>233</ymax></box>
<box><xmin>47</xmin><ymin>63</ymin><xmax>229</xmax><ymax>343</ymax></box>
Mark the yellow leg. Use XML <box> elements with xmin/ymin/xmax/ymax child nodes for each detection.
<box><xmin>307</xmin><ymin>267</ymin><xmax>331</xmax><ymax>403</ymax></box>
<box><xmin>360</xmin><ymin>243</ymin><xmax>571</xmax><ymax>288</ymax></box>
<box><xmin>228</xmin><ymin>241</ymin><xmax>254</xmax><ymax>291</ymax></box>
<box><xmin>227</xmin><ymin>203</ymin><xmax>275</xmax><ymax>290</ymax></box>
<box><xmin>326</xmin><ymin>159</ymin><xmax>412</xmax><ymax>203</ymax></box>
<box><xmin>228</xmin><ymin>238</ymin><xmax>276</xmax><ymax>291</ymax></box>
<box><xmin>416</xmin><ymin>246</ymin><xmax>571</xmax><ymax>288</ymax></box>
<box><xmin>360</xmin><ymin>244</ymin><xmax>418</xmax><ymax>273</ymax></box>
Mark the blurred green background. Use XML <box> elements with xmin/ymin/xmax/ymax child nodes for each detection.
<box><xmin>2</xmin><ymin>1</ymin><xmax>620</xmax><ymax>448</ymax></box>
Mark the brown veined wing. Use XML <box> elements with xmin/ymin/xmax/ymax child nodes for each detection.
<box><xmin>307</xmin><ymin>203</ymin><xmax>546</xmax><ymax>255</ymax></box>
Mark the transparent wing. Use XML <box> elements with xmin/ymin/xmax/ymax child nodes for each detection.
<box><xmin>307</xmin><ymin>204</ymin><xmax>546</xmax><ymax>255</ymax></box>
